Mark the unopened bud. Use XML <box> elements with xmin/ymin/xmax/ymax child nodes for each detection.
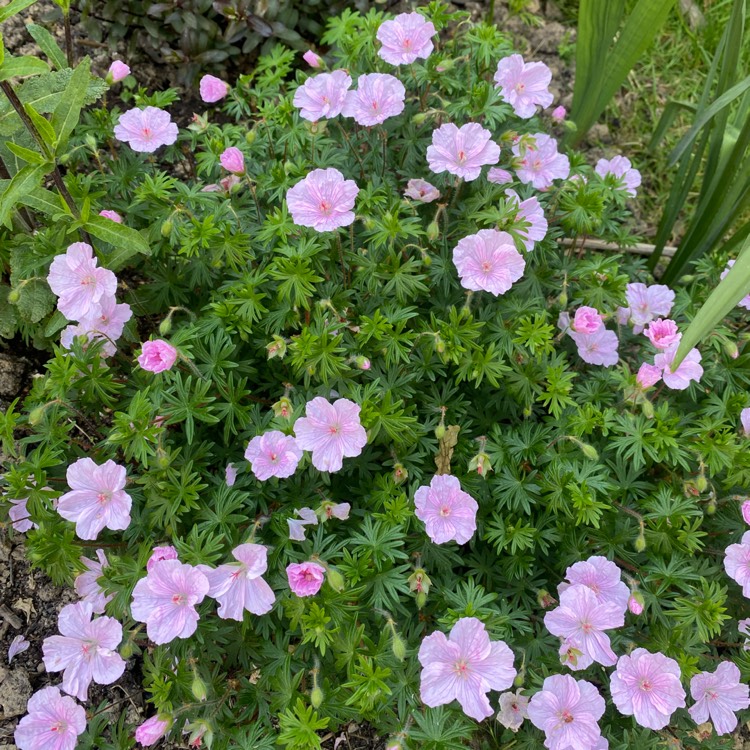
<box><xmin>311</xmin><ymin>686</ymin><xmax>324</xmax><ymax>708</ymax></box>
<box><xmin>156</xmin><ymin>450</ymin><xmax>170</xmax><ymax>470</ymax></box>
<box><xmin>393</xmin><ymin>463</ymin><xmax>408</xmax><ymax>485</ymax></box>
<box><xmin>435</xmin><ymin>337</ymin><xmax>446</xmax><ymax>354</ymax></box>
<box><xmin>411</xmin><ymin>112</ymin><xmax>428</xmax><ymax>126</ymax></box>
<box><xmin>724</xmin><ymin>340</ymin><xmax>739</xmax><ymax>359</ymax></box>
<box><xmin>434</xmin><ymin>424</ymin><xmax>446</xmax><ymax>440</ymax></box>
<box><xmin>326</xmin><ymin>567</ymin><xmax>345</xmax><ymax>592</ymax></box>
<box><xmin>28</xmin><ymin>405</ymin><xmax>46</xmax><ymax>425</ymax></box>
<box><xmin>266</xmin><ymin>335</ymin><xmax>287</xmax><ymax>360</ymax></box>
<box><xmin>421</xmin><ymin>252</ymin><xmax>432</xmax><ymax>267</ymax></box>
<box><xmin>628</xmin><ymin>591</ymin><xmax>644</xmax><ymax>615</ymax></box>
<box><xmin>683</xmin><ymin>480</ymin><xmax>700</xmax><ymax>497</ymax></box>
<box><xmin>580</xmin><ymin>443</ymin><xmax>598</xmax><ymax>460</ymax></box>
<box><xmin>158</xmin><ymin>317</ymin><xmax>172</xmax><ymax>336</ymax></box>
<box><xmin>537</xmin><ymin>589</ymin><xmax>556</xmax><ymax>609</ymax></box>
<box><xmin>245</xmin><ymin>129</ymin><xmax>256</xmax><ymax>145</ymax></box>
<box><xmin>641</xmin><ymin>399</ymin><xmax>654</xmax><ymax>419</ymax></box>
<box><xmin>426</xmin><ymin>221</ymin><xmax>439</xmax><ymax>241</ymax></box>
<box><xmin>706</xmin><ymin>498</ymin><xmax>717</xmax><ymax>515</ymax></box>
<box><xmin>119</xmin><ymin>640</ymin><xmax>135</xmax><ymax>659</ymax></box>
<box><xmin>7</xmin><ymin>288</ymin><xmax>20</xmax><ymax>304</ymax></box>
<box><xmin>391</xmin><ymin>633</ymin><xmax>407</xmax><ymax>661</ymax></box>
<box><xmin>355</xmin><ymin>356</ymin><xmax>371</xmax><ymax>370</ymax></box>
<box><xmin>385</xmin><ymin>739</ymin><xmax>403</xmax><ymax>750</ymax></box>
<box><xmin>634</xmin><ymin>530</ymin><xmax>646</xmax><ymax>553</ymax></box>
<box><xmin>273</xmin><ymin>396</ymin><xmax>293</xmax><ymax>419</ymax></box>
<box><xmin>696</xmin><ymin>475</ymin><xmax>708</xmax><ymax>492</ymax></box>
<box><xmin>558</xmin><ymin>290</ymin><xmax>568</xmax><ymax>308</ymax></box>
<box><xmin>191</xmin><ymin>673</ymin><xmax>208</xmax><ymax>702</ymax></box>
<box><xmin>160</xmin><ymin>219</ymin><xmax>173</xmax><ymax>237</ymax></box>
<box><xmin>435</xmin><ymin>57</ymin><xmax>456</xmax><ymax>72</ymax></box>
<box><xmin>468</xmin><ymin>451</ymin><xmax>492</xmax><ymax>477</ymax></box>
<box><xmin>513</xmin><ymin>671</ymin><xmax>525</xmax><ymax>687</ymax></box>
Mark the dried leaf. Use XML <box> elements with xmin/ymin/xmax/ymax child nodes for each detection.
<box><xmin>435</xmin><ymin>425</ymin><xmax>460</xmax><ymax>475</ymax></box>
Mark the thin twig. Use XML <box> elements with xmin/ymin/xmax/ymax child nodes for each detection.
<box><xmin>559</xmin><ymin>237</ymin><xmax>677</xmax><ymax>258</ymax></box>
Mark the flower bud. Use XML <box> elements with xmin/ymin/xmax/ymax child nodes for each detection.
<box><xmin>551</xmin><ymin>105</ymin><xmax>566</xmax><ymax>123</ymax></box>
<box><xmin>391</xmin><ymin>632</ymin><xmax>407</xmax><ymax>661</ymax></box>
<box><xmin>408</xmin><ymin>568</ymin><xmax>431</xmax><ymax>596</ymax></box>
<box><xmin>28</xmin><ymin>405</ymin><xmax>46</xmax><ymax>425</ymax></box>
<box><xmin>513</xmin><ymin>671</ymin><xmax>525</xmax><ymax>687</ymax></box>
<box><xmin>426</xmin><ymin>221</ymin><xmax>440</xmax><ymax>241</ymax></box>
<box><xmin>558</xmin><ymin>290</ymin><xmax>568</xmax><ymax>308</ymax></box>
<box><xmin>385</xmin><ymin>740</ymin><xmax>403</xmax><ymax>750</ymax></box>
<box><xmin>468</xmin><ymin>452</ymin><xmax>492</xmax><ymax>477</ymax></box>
<box><xmin>266</xmin><ymin>335</ymin><xmax>287</xmax><ymax>360</ymax></box>
<box><xmin>220</xmin><ymin>147</ymin><xmax>245</xmax><ymax>175</ymax></box>
<box><xmin>415</xmin><ymin>591</ymin><xmax>427</xmax><ymax>609</ymax></box>
<box><xmin>536</xmin><ymin>589</ymin><xmax>556</xmax><ymax>609</ymax></box>
<box><xmin>106</xmin><ymin>60</ymin><xmax>130</xmax><ymax>84</ymax></box>
<box><xmin>411</xmin><ymin>112</ymin><xmax>428</xmax><ymax>126</ymax></box>
<box><xmin>434</xmin><ymin>424</ymin><xmax>446</xmax><ymax>440</ymax></box>
<box><xmin>435</xmin><ymin>337</ymin><xmax>446</xmax><ymax>354</ymax></box>
<box><xmin>273</xmin><ymin>396</ymin><xmax>293</xmax><ymax>419</ymax></box>
<box><xmin>355</xmin><ymin>356</ymin><xmax>371</xmax><ymax>370</ymax></box>
<box><xmin>695</xmin><ymin>475</ymin><xmax>708</xmax><ymax>493</ymax></box>
<box><xmin>7</xmin><ymin>288</ymin><xmax>20</xmax><ymax>304</ymax></box>
<box><xmin>634</xmin><ymin>530</ymin><xmax>646</xmax><ymax>553</ymax></box>
<box><xmin>303</xmin><ymin>50</ymin><xmax>324</xmax><ymax>68</ymax></box>
<box><xmin>641</xmin><ymin>399</ymin><xmax>654</xmax><ymax>419</ymax></box>
<box><xmin>579</xmin><ymin>443</ymin><xmax>598</xmax><ymax>461</ymax></box>
<box><xmin>435</xmin><ymin>57</ymin><xmax>456</xmax><ymax>72</ymax></box>
<box><xmin>191</xmin><ymin>672</ymin><xmax>208</xmax><ymax>702</ymax></box>
<box><xmin>245</xmin><ymin>129</ymin><xmax>256</xmax><ymax>145</ymax></box>
<box><xmin>393</xmin><ymin>463</ymin><xmax>408</xmax><ymax>485</ymax></box>
<box><xmin>683</xmin><ymin>480</ymin><xmax>700</xmax><ymax>497</ymax></box>
<box><xmin>724</xmin><ymin>340</ymin><xmax>739</xmax><ymax>359</ymax></box>
<box><xmin>160</xmin><ymin>219</ymin><xmax>173</xmax><ymax>237</ymax></box>
<box><xmin>628</xmin><ymin>591</ymin><xmax>644</xmax><ymax>615</ymax></box>
<box><xmin>119</xmin><ymin>639</ymin><xmax>135</xmax><ymax>659</ymax></box>
<box><xmin>158</xmin><ymin>317</ymin><xmax>172</xmax><ymax>336</ymax></box>
<box><xmin>310</xmin><ymin>686</ymin><xmax>324</xmax><ymax>708</ymax></box>
<box><xmin>706</xmin><ymin>498</ymin><xmax>717</xmax><ymax>515</ymax></box>
<box><xmin>326</xmin><ymin>567</ymin><xmax>345</xmax><ymax>592</ymax></box>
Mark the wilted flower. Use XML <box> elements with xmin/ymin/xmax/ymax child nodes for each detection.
<box><xmin>427</xmin><ymin>123</ymin><xmax>500</xmax><ymax>181</ymax></box>
<box><xmin>595</xmin><ymin>155</ymin><xmax>642</xmax><ymax>197</ymax></box>
<box><xmin>14</xmin><ymin>686</ymin><xmax>87</xmax><ymax>750</ymax></box>
<box><xmin>323</xmin><ymin>502</ymin><xmax>350</xmax><ymax>520</ymax></box>
<box><xmin>114</xmin><ymin>107</ymin><xmax>178</xmax><ymax>153</ymax></box>
<box><xmin>288</xmin><ymin>507</ymin><xmax>319</xmax><ymax>541</ymax></box>
<box><xmin>342</xmin><ymin>73</ymin><xmax>405</xmax><ymax>126</ymax></box>
<box><xmin>74</xmin><ymin>549</ymin><xmax>113</xmax><ymax>614</ymax></box>
<box><xmin>98</xmin><ymin>209</ymin><xmax>122</xmax><ymax>223</ymax></box>
<box><xmin>376</xmin><ymin>12</ymin><xmax>436</xmax><ymax>65</ymax></box>
<box><xmin>497</xmin><ymin>690</ymin><xmax>529</xmax><ymax>732</ymax></box>
<box><xmin>293</xmin><ymin>70</ymin><xmax>351</xmax><ymax>122</ymax></box>
<box><xmin>610</xmin><ymin>648</ymin><xmax>686</xmax><ymax>729</ymax></box>
<box><xmin>452</xmin><ymin>229</ymin><xmax>525</xmax><ymax>295</ymax></box>
<box><xmin>286</xmin><ymin>168</ymin><xmax>359</xmax><ymax>232</ymax></box>
<box><xmin>138</xmin><ymin>339</ymin><xmax>178</xmax><ymax>373</ymax></box>
<box><xmin>146</xmin><ymin>545</ymin><xmax>179</xmax><ymax>572</ymax></box>
<box><xmin>653</xmin><ymin>347</ymin><xmax>703</xmax><ymax>390</ymax></box>
<box><xmin>106</xmin><ymin>60</ymin><xmax>130</xmax><ymax>83</ymax></box>
<box><xmin>493</xmin><ymin>54</ymin><xmax>553</xmax><ymax>118</ymax></box>
<box><xmin>644</xmin><ymin>318</ymin><xmax>681</xmax><ymax>350</ymax></box>
<box><xmin>199</xmin><ymin>74</ymin><xmax>229</xmax><ymax>103</ymax></box>
<box><xmin>287</xmin><ymin>561</ymin><xmax>326</xmax><ymax>597</ymax></box>
<box><xmin>512</xmin><ymin>133</ymin><xmax>569</xmax><ymax>189</ymax></box>
<box><xmin>487</xmin><ymin>167</ymin><xmax>513</xmax><ymax>185</ymax></box>
<box><xmin>219</xmin><ymin>147</ymin><xmax>245</xmax><ymax>174</ymax></box>
<box><xmin>404</xmin><ymin>178</ymin><xmax>440</xmax><ymax>202</ymax></box>
<box><xmin>558</xmin><ymin>556</ymin><xmax>630</xmax><ymax>612</ymax></box>
<box><xmin>414</xmin><ymin>474</ymin><xmax>478</xmax><ymax>544</ymax></box>
<box><xmin>418</xmin><ymin>617</ymin><xmax>516</xmax><ymax>721</ymax></box>
<box><xmin>244</xmin><ymin>431</ymin><xmax>302</xmax><ymax>480</ymax></box>
<box><xmin>135</xmin><ymin>715</ymin><xmax>171</xmax><ymax>746</ymax></box>
<box><xmin>504</xmin><ymin>189</ymin><xmax>547</xmax><ymax>251</ymax></box>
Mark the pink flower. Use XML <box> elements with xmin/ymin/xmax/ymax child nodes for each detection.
<box><xmin>47</xmin><ymin>242</ymin><xmax>118</xmax><ymax>321</ymax></box>
<box><xmin>404</xmin><ymin>178</ymin><xmax>440</xmax><ymax>202</ymax></box>
<box><xmin>552</xmin><ymin>105</ymin><xmax>566</xmax><ymax>122</ymax></box>
<box><xmin>288</xmin><ymin>507</ymin><xmax>319</xmax><ymax>541</ymax></box>
<box><xmin>131</xmin><ymin>559</ymin><xmax>209</xmax><ymax>645</ymax></box>
<box><xmin>569</xmin><ymin>327</ymin><xmax>619</xmax><ymax>367</ymax></box>
<box><xmin>452</xmin><ymin>229</ymin><xmax>525</xmax><ymax>295</ymax></box>
<box><xmin>644</xmin><ymin>318</ymin><xmax>681</xmax><ymax>350</ymax></box>
<box><xmin>14</xmin><ymin>686</ymin><xmax>86</xmax><ymax>750</ymax></box>
<box><xmin>493</xmin><ymin>55</ymin><xmax>553</xmax><ymax>119</ymax></box>
<box><xmin>559</xmin><ymin>639</ymin><xmax>593</xmax><ymax>671</ymax></box>
<box><xmin>342</xmin><ymin>73</ymin><xmax>405</xmax><ymax>127</ymax></box>
<box><xmin>653</xmin><ymin>347</ymin><xmax>703</xmax><ymax>390</ymax></box>
<box><xmin>627</xmin><ymin>592</ymin><xmax>644</xmax><ymax>615</ymax></box>
<box><xmin>636</xmin><ymin>362</ymin><xmax>662</xmax><ymax>389</ymax></box>
<box><xmin>414</xmin><ymin>474</ymin><xmax>478</xmax><ymax>545</ymax></box>
<box><xmin>504</xmin><ymin>189</ymin><xmax>547</xmax><ymax>251</ymax></box>
<box><xmin>107</xmin><ymin>60</ymin><xmax>130</xmax><ymax>83</ymax></box>
<box><xmin>376</xmin><ymin>12</ymin><xmax>436</xmax><ymax>65</ymax></box>
<box><xmin>721</xmin><ymin>260</ymin><xmax>750</xmax><ymax>309</ymax></box>
<box><xmin>138</xmin><ymin>339</ymin><xmax>178</xmax><ymax>373</ymax></box>
<box><xmin>497</xmin><ymin>691</ymin><xmax>529</xmax><ymax>732</ymax></box>
<box><xmin>114</xmin><ymin>107</ymin><xmax>178</xmax><ymax>153</ymax></box>
<box><xmin>225</xmin><ymin>463</ymin><xmax>237</xmax><ymax>486</ymax></box>
<box><xmin>199</xmin><ymin>74</ymin><xmax>229</xmax><ymax>103</ymax></box>
<box><xmin>512</xmin><ymin>133</ymin><xmax>569</xmax><ymax>189</ymax></box>
<box><xmin>99</xmin><ymin>209</ymin><xmax>122</xmax><ymax>223</ymax></box>
<box><xmin>74</xmin><ymin>549</ymin><xmax>112</xmax><ymax>614</ymax></box>
<box><xmin>303</xmin><ymin>50</ymin><xmax>323</xmax><ymax>68</ymax></box>
<box><xmin>57</xmin><ymin>458</ymin><xmax>132</xmax><ymax>540</ymax></box>
<box><xmin>544</xmin><ymin>585</ymin><xmax>624</xmax><ymax>667</ymax></box>
<box><xmin>286</xmin><ymin>168</ymin><xmax>359</xmax><ymax>232</ymax></box>
<box><xmin>741</xmin><ymin>408</ymin><xmax>750</xmax><ymax>436</ymax></box>
<box><xmin>62</xmin><ymin>296</ymin><xmax>133</xmax><ymax>357</ymax></box>
<box><xmin>625</xmin><ymin>283</ymin><xmax>675</xmax><ymax>328</ymax></box>
<box><xmin>135</xmin><ymin>715</ymin><xmax>171</xmax><ymax>746</ymax></box>
<box><xmin>203</xmin><ymin>543</ymin><xmax>275</xmax><ymax>620</ymax></box>
<box><xmin>488</xmin><ymin>168</ymin><xmax>513</xmax><ymax>185</ymax></box>
<box><xmin>427</xmin><ymin>123</ymin><xmax>500</xmax><ymax>181</ymax></box>
<box><xmin>287</xmin><ymin>561</ymin><xmax>326</xmax><ymax>597</ymax></box>
<box><xmin>244</xmin><ymin>431</ymin><xmax>302</xmax><ymax>481</ymax></box>
<box><xmin>294</xmin><ymin>396</ymin><xmax>367</xmax><ymax>472</ymax></box>
<box><xmin>742</xmin><ymin>500</ymin><xmax>750</xmax><ymax>523</ymax></box>
<box><xmin>219</xmin><ymin>147</ymin><xmax>245</xmax><ymax>174</ymax></box>
<box><xmin>595</xmin><ymin>155</ymin><xmax>641</xmax><ymax>197</ymax></box>
<box><xmin>689</xmin><ymin>662</ymin><xmax>750</xmax><ymax>735</ymax></box>
<box><xmin>610</xmin><ymin>648</ymin><xmax>686</xmax><ymax>729</ymax></box>
<box><xmin>527</xmin><ymin>674</ymin><xmax>605</xmax><ymax>750</ymax></box>
<box><xmin>724</xmin><ymin>530</ymin><xmax>750</xmax><ymax>596</ymax></box>
<box><xmin>292</xmin><ymin>70</ymin><xmax>351</xmax><ymax>122</ymax></box>
<box><xmin>42</xmin><ymin>602</ymin><xmax>125</xmax><ymax>701</ymax></box>
<box><xmin>146</xmin><ymin>545</ymin><xmax>179</xmax><ymax>572</ymax></box>
<box><xmin>571</xmin><ymin>307</ymin><xmax>603</xmax><ymax>334</ymax></box>
<box><xmin>419</xmin><ymin>617</ymin><xmax>516</xmax><ymax>721</ymax></box>
<box><xmin>323</xmin><ymin>502</ymin><xmax>350</xmax><ymax>520</ymax></box>
<box><xmin>8</xmin><ymin>496</ymin><xmax>37</xmax><ymax>532</ymax></box>
<box><xmin>558</xmin><ymin>556</ymin><xmax>630</xmax><ymax>612</ymax></box>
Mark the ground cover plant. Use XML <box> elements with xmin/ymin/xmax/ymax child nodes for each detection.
<box><xmin>3</xmin><ymin>3</ymin><xmax>750</xmax><ymax>749</ymax></box>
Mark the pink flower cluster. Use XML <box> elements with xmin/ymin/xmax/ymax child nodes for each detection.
<box><xmin>559</xmin><ymin>309</ymin><xmax>619</xmax><ymax>367</ymax></box>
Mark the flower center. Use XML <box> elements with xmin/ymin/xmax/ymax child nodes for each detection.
<box><xmin>453</xmin><ymin>659</ymin><xmax>469</xmax><ymax>678</ymax></box>
<box><xmin>270</xmin><ymin>452</ymin><xmax>278</xmax><ymax>463</ymax></box>
<box><xmin>515</xmin><ymin>82</ymin><xmax>526</xmax><ymax>93</ymax></box>
<box><xmin>97</xmin><ymin>492</ymin><xmax>111</xmax><ymax>505</ymax></box>
<box><xmin>319</xmin><ymin>200</ymin><xmax>332</xmax><ymax>216</ymax></box>
<box><xmin>403</xmin><ymin>38</ymin><xmax>412</xmax><ymax>50</ymax></box>
<box><xmin>172</xmin><ymin>593</ymin><xmax>187</xmax><ymax>605</ymax></box>
<box><xmin>481</xmin><ymin>260</ymin><xmax>493</xmax><ymax>274</ymax></box>
<box><xmin>560</xmin><ymin>710</ymin><xmax>574</xmax><ymax>724</ymax></box>
<box><xmin>457</xmin><ymin>150</ymin><xmax>467</xmax><ymax>165</ymax></box>
<box><xmin>639</xmin><ymin>678</ymin><xmax>653</xmax><ymax>692</ymax></box>
<box><xmin>581</xmin><ymin>621</ymin><xmax>593</xmax><ymax>633</ymax></box>
<box><xmin>371</xmin><ymin>100</ymin><xmax>380</xmax><ymax>112</ymax></box>
<box><xmin>329</xmin><ymin>424</ymin><xmax>340</xmax><ymax>435</ymax></box>
<box><xmin>707</xmin><ymin>690</ymin><xmax>719</xmax><ymax>701</ymax></box>
<box><xmin>50</xmin><ymin>720</ymin><xmax>68</xmax><ymax>733</ymax></box>
<box><xmin>439</xmin><ymin>505</ymin><xmax>451</xmax><ymax>517</ymax></box>
<box><xmin>532</xmin><ymin>159</ymin><xmax>542</xmax><ymax>170</ymax></box>
<box><xmin>81</xmin><ymin>274</ymin><xmax>96</xmax><ymax>287</ymax></box>
<box><xmin>142</xmin><ymin>127</ymin><xmax>152</xmax><ymax>140</ymax></box>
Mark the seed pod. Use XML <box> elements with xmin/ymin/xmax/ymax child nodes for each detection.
<box><xmin>160</xmin><ymin>219</ymin><xmax>173</xmax><ymax>237</ymax></box>
<box><xmin>311</xmin><ymin>686</ymin><xmax>324</xmax><ymax>708</ymax></box>
<box><xmin>391</xmin><ymin>633</ymin><xmax>407</xmax><ymax>661</ymax></box>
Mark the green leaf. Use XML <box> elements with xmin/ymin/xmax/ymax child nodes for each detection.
<box><xmin>672</xmin><ymin>235</ymin><xmax>750</xmax><ymax>367</ymax></box>
<box><xmin>19</xmin><ymin>185</ymin><xmax>65</xmax><ymax>215</ymax></box>
<box><xmin>24</xmin><ymin>103</ymin><xmax>56</xmax><ymax>151</ymax></box>
<box><xmin>0</xmin><ymin>0</ymin><xmax>38</xmax><ymax>24</ymax></box>
<box><xmin>51</xmin><ymin>57</ymin><xmax>90</xmax><ymax>151</ymax></box>
<box><xmin>43</xmin><ymin>309</ymin><xmax>68</xmax><ymax>337</ymax></box>
<box><xmin>84</xmin><ymin>215</ymin><xmax>151</xmax><ymax>270</ymax></box>
<box><xmin>5</xmin><ymin>141</ymin><xmax>46</xmax><ymax>165</ymax></box>
<box><xmin>13</xmin><ymin>278</ymin><xmax>55</xmax><ymax>323</ymax></box>
<box><xmin>26</xmin><ymin>24</ymin><xmax>67</xmax><ymax>70</ymax></box>
<box><xmin>0</xmin><ymin>55</ymin><xmax>49</xmax><ymax>81</ymax></box>
<box><xmin>0</xmin><ymin>163</ymin><xmax>45</xmax><ymax>227</ymax></box>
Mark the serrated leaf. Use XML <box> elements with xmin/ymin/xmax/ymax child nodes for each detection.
<box><xmin>13</xmin><ymin>279</ymin><xmax>55</xmax><ymax>324</ymax></box>
<box><xmin>84</xmin><ymin>215</ymin><xmax>151</xmax><ymax>270</ymax></box>
<box><xmin>0</xmin><ymin>163</ymin><xmax>45</xmax><ymax>227</ymax></box>
<box><xmin>26</xmin><ymin>24</ymin><xmax>67</xmax><ymax>70</ymax></box>
<box><xmin>0</xmin><ymin>0</ymin><xmax>38</xmax><ymax>24</ymax></box>
<box><xmin>0</xmin><ymin>55</ymin><xmax>49</xmax><ymax>81</ymax></box>
<box><xmin>52</xmin><ymin>57</ymin><xmax>90</xmax><ymax>151</ymax></box>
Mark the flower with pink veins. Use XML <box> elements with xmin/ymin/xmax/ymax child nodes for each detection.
<box><xmin>512</xmin><ymin>133</ymin><xmax>570</xmax><ymax>190</ymax></box>
<box><xmin>138</xmin><ymin>339</ymin><xmax>178</xmax><ymax>373</ymax></box>
<box><xmin>558</xmin><ymin>556</ymin><xmax>630</xmax><ymax>612</ymax></box>
<box><xmin>8</xmin><ymin>496</ymin><xmax>37</xmax><ymax>532</ymax></box>
<box><xmin>74</xmin><ymin>549</ymin><xmax>113</xmax><ymax>614</ymax></box>
<box><xmin>47</xmin><ymin>242</ymin><xmax>118</xmax><ymax>321</ymax></box>
<box><xmin>56</xmin><ymin>457</ymin><xmax>132</xmax><ymax>541</ymax></box>
<box><xmin>62</xmin><ymin>297</ymin><xmax>133</xmax><ymax>357</ymax></box>
<box><xmin>42</xmin><ymin>601</ymin><xmax>125</xmax><ymax>701</ymax></box>
<box><xmin>294</xmin><ymin>396</ymin><xmax>367</xmax><ymax>472</ymax></box>
<box><xmin>559</xmin><ymin>639</ymin><xmax>593</xmax><ymax>671</ymax></box>
<box><xmin>569</xmin><ymin>327</ymin><xmax>619</xmax><ymax>367</ymax></box>
<box><xmin>721</xmin><ymin>260</ymin><xmax>750</xmax><ymax>309</ymax></box>
<box><xmin>688</xmin><ymin>662</ymin><xmax>749</xmax><ymax>735</ymax></box>
<box><xmin>287</xmin><ymin>561</ymin><xmax>326</xmax><ymax>597</ymax></box>
<box><xmin>653</xmin><ymin>347</ymin><xmax>703</xmax><ymax>390</ymax></box>
<box><xmin>544</xmin><ymin>584</ymin><xmax>624</xmax><ymax>668</ymax></box>
<box><xmin>741</xmin><ymin>408</ymin><xmax>750</xmax><ymax>436</ymax></box>
<box><xmin>427</xmin><ymin>123</ymin><xmax>501</xmax><ymax>181</ymax></box>
<box><xmin>527</xmin><ymin>674</ymin><xmax>605</xmax><ymax>750</ymax></box>
<box><xmin>418</xmin><ymin>616</ymin><xmax>516</xmax><ymax>721</ymax></box>
<box><xmin>488</xmin><ymin>167</ymin><xmax>513</xmax><ymax>185</ymax></box>
<box><xmin>742</xmin><ymin>500</ymin><xmax>750</xmax><ymax>524</ymax></box>
<box><xmin>342</xmin><ymin>73</ymin><xmax>405</xmax><ymax>127</ymax></box>
<box><xmin>595</xmin><ymin>155</ymin><xmax>642</xmax><ymax>197</ymax></box>
<box><xmin>452</xmin><ymin>229</ymin><xmax>525</xmax><ymax>295</ymax></box>
<box><xmin>131</xmin><ymin>559</ymin><xmax>209</xmax><ymax>645</ymax></box>
<box><xmin>504</xmin><ymin>189</ymin><xmax>547</xmax><ymax>252</ymax></box>
<box><xmin>376</xmin><ymin>12</ymin><xmax>436</xmax><ymax>65</ymax></box>
<box><xmin>644</xmin><ymin>318</ymin><xmax>681</xmax><ymax>350</ymax></box>
<box><xmin>292</xmin><ymin>70</ymin><xmax>351</xmax><ymax>122</ymax></box>
<box><xmin>244</xmin><ymin>431</ymin><xmax>303</xmax><ymax>480</ymax></box>
<box><xmin>203</xmin><ymin>543</ymin><xmax>275</xmax><ymax>620</ymax></box>
<box><xmin>404</xmin><ymin>178</ymin><xmax>440</xmax><ymax>202</ymax></box>
<box><xmin>135</xmin><ymin>715</ymin><xmax>172</xmax><ymax>746</ymax></box>
<box><xmin>146</xmin><ymin>545</ymin><xmax>179</xmax><ymax>572</ymax></box>
<box><xmin>571</xmin><ymin>307</ymin><xmax>603</xmax><ymax>335</ymax></box>
<box><xmin>637</xmin><ymin>362</ymin><xmax>662</xmax><ymax>389</ymax></box>
<box><xmin>114</xmin><ymin>107</ymin><xmax>178</xmax><ymax>153</ymax></box>
<box><xmin>288</xmin><ymin>507</ymin><xmax>318</xmax><ymax>541</ymax></box>
<box><xmin>14</xmin><ymin>686</ymin><xmax>87</xmax><ymax>750</ymax></box>
<box><xmin>286</xmin><ymin>168</ymin><xmax>359</xmax><ymax>232</ymax></box>
<box><xmin>610</xmin><ymin>648</ymin><xmax>686</xmax><ymax>729</ymax></box>
<box><xmin>493</xmin><ymin>54</ymin><xmax>553</xmax><ymax>119</ymax></box>
<box><xmin>625</xmin><ymin>283</ymin><xmax>675</xmax><ymax>329</ymax></box>
<box><xmin>99</xmin><ymin>209</ymin><xmax>122</xmax><ymax>223</ymax></box>
<box><xmin>725</xmin><ymin>530</ymin><xmax>750</xmax><ymax>597</ymax></box>
<box><xmin>414</xmin><ymin>474</ymin><xmax>478</xmax><ymax>545</ymax></box>
<box><xmin>199</xmin><ymin>74</ymin><xmax>229</xmax><ymax>103</ymax></box>
<box><xmin>497</xmin><ymin>690</ymin><xmax>529</xmax><ymax>732</ymax></box>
